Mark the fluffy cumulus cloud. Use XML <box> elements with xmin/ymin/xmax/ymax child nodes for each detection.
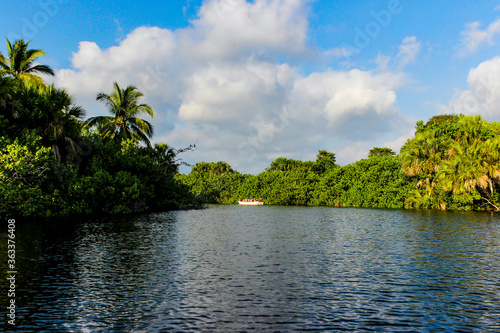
<box><xmin>446</xmin><ymin>57</ymin><xmax>500</xmax><ymax>120</ymax></box>
<box><xmin>178</xmin><ymin>61</ymin><xmax>293</xmax><ymax>126</ymax></box>
<box><xmin>457</xmin><ymin>19</ymin><xmax>500</xmax><ymax>55</ymax></box>
<box><xmin>290</xmin><ymin>69</ymin><xmax>404</xmax><ymax>137</ymax></box>
<box><xmin>55</xmin><ymin>26</ymin><xmax>179</xmax><ymax>113</ymax></box>
<box><xmin>181</xmin><ymin>0</ymin><xmax>309</xmax><ymax>61</ymax></box>
<box><xmin>55</xmin><ymin>0</ymin><xmax>414</xmax><ymax>173</ymax></box>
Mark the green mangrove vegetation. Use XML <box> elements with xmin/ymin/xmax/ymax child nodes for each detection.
<box><xmin>0</xmin><ymin>38</ymin><xmax>199</xmax><ymax>218</ymax></box>
<box><xmin>2</xmin><ymin>38</ymin><xmax>500</xmax><ymax>218</ymax></box>
<box><xmin>179</xmin><ymin>115</ymin><xmax>500</xmax><ymax>212</ymax></box>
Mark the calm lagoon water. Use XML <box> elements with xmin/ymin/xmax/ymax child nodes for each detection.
<box><xmin>2</xmin><ymin>205</ymin><xmax>500</xmax><ymax>332</ymax></box>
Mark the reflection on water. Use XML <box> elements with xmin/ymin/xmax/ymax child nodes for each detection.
<box><xmin>1</xmin><ymin>206</ymin><xmax>500</xmax><ymax>332</ymax></box>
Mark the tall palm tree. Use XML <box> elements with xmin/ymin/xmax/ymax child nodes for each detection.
<box><xmin>85</xmin><ymin>82</ymin><xmax>154</xmax><ymax>147</ymax></box>
<box><xmin>0</xmin><ymin>39</ymin><xmax>54</xmax><ymax>84</ymax></box>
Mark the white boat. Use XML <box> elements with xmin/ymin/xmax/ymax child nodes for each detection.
<box><xmin>238</xmin><ymin>200</ymin><xmax>264</xmax><ymax>205</ymax></box>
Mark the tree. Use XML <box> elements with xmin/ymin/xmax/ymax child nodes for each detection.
<box><xmin>3</xmin><ymin>82</ymin><xmax>86</xmax><ymax>162</ymax></box>
<box><xmin>0</xmin><ymin>38</ymin><xmax>54</xmax><ymax>84</ymax></box>
<box><xmin>313</xmin><ymin>150</ymin><xmax>336</xmax><ymax>173</ymax></box>
<box><xmin>368</xmin><ymin>147</ymin><xmax>395</xmax><ymax>157</ymax></box>
<box><xmin>191</xmin><ymin>161</ymin><xmax>235</xmax><ymax>176</ymax></box>
<box><xmin>266</xmin><ymin>157</ymin><xmax>303</xmax><ymax>172</ymax></box>
<box><xmin>0</xmin><ymin>75</ymin><xmax>13</xmax><ymax>109</ymax></box>
<box><xmin>400</xmin><ymin>117</ymin><xmax>458</xmax><ymax>209</ymax></box>
<box><xmin>402</xmin><ymin>115</ymin><xmax>500</xmax><ymax>210</ymax></box>
<box><xmin>422</xmin><ymin>114</ymin><xmax>460</xmax><ymax>132</ymax></box>
<box><xmin>0</xmin><ymin>134</ymin><xmax>53</xmax><ymax>217</ymax></box>
<box><xmin>0</xmin><ymin>75</ymin><xmax>17</xmax><ymax>129</ymax></box>
<box><xmin>400</xmin><ymin>129</ymin><xmax>446</xmax><ymax>178</ymax></box>
<box><xmin>85</xmin><ymin>82</ymin><xmax>154</xmax><ymax>147</ymax></box>
<box><xmin>437</xmin><ymin>116</ymin><xmax>500</xmax><ymax>210</ymax></box>
<box><xmin>37</xmin><ymin>84</ymin><xmax>86</xmax><ymax>162</ymax></box>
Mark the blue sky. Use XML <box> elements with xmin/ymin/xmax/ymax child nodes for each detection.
<box><xmin>2</xmin><ymin>0</ymin><xmax>500</xmax><ymax>173</ymax></box>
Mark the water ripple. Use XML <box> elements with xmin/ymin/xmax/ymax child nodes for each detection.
<box><xmin>2</xmin><ymin>207</ymin><xmax>500</xmax><ymax>332</ymax></box>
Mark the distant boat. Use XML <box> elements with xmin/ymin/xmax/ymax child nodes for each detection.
<box><xmin>238</xmin><ymin>199</ymin><xmax>263</xmax><ymax>205</ymax></box>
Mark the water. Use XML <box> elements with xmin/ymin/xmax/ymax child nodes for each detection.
<box><xmin>1</xmin><ymin>206</ymin><xmax>500</xmax><ymax>332</ymax></box>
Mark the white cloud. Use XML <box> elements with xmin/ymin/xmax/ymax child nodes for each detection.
<box><xmin>457</xmin><ymin>19</ymin><xmax>500</xmax><ymax>55</ymax></box>
<box><xmin>178</xmin><ymin>0</ymin><xmax>310</xmax><ymax>62</ymax></box>
<box><xmin>55</xmin><ymin>27</ymin><xmax>178</xmax><ymax>104</ymax></box>
<box><xmin>447</xmin><ymin>56</ymin><xmax>500</xmax><ymax>120</ymax></box>
<box><xmin>178</xmin><ymin>61</ymin><xmax>294</xmax><ymax>126</ymax></box>
<box><xmin>374</xmin><ymin>36</ymin><xmax>421</xmax><ymax>72</ymax></box>
<box><xmin>54</xmin><ymin>0</ymin><xmax>414</xmax><ymax>173</ymax></box>
<box><xmin>396</xmin><ymin>36</ymin><xmax>421</xmax><ymax>68</ymax></box>
<box><xmin>289</xmin><ymin>69</ymin><xmax>405</xmax><ymax>138</ymax></box>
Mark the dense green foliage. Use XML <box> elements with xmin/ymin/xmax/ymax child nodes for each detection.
<box><xmin>401</xmin><ymin>114</ymin><xmax>500</xmax><ymax>210</ymax></box>
<box><xmin>368</xmin><ymin>147</ymin><xmax>396</xmax><ymax>157</ymax></box>
<box><xmin>179</xmin><ymin>153</ymin><xmax>414</xmax><ymax>209</ymax></box>
<box><xmin>180</xmin><ymin>115</ymin><xmax>500</xmax><ymax>212</ymax></box>
<box><xmin>0</xmin><ymin>38</ymin><xmax>199</xmax><ymax>218</ymax></box>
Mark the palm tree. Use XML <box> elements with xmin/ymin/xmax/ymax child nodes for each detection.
<box><xmin>401</xmin><ymin>129</ymin><xmax>446</xmax><ymax>178</ymax></box>
<box><xmin>152</xmin><ymin>143</ymin><xmax>178</xmax><ymax>174</ymax></box>
<box><xmin>437</xmin><ymin>122</ymin><xmax>500</xmax><ymax>210</ymax></box>
<box><xmin>0</xmin><ymin>38</ymin><xmax>54</xmax><ymax>84</ymax></box>
<box><xmin>213</xmin><ymin>161</ymin><xmax>233</xmax><ymax>176</ymax></box>
<box><xmin>0</xmin><ymin>75</ymin><xmax>17</xmax><ymax>120</ymax></box>
<box><xmin>400</xmin><ymin>127</ymin><xmax>454</xmax><ymax>209</ymax></box>
<box><xmin>85</xmin><ymin>82</ymin><xmax>154</xmax><ymax>147</ymax></box>
<box><xmin>37</xmin><ymin>84</ymin><xmax>86</xmax><ymax>162</ymax></box>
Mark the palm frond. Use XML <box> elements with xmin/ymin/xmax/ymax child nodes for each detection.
<box><xmin>67</xmin><ymin>105</ymin><xmax>86</xmax><ymax>119</ymax></box>
<box><xmin>24</xmin><ymin>48</ymin><xmax>46</xmax><ymax>63</ymax></box>
<box><xmin>27</xmin><ymin>64</ymin><xmax>55</xmax><ymax>76</ymax></box>
<box><xmin>0</xmin><ymin>52</ymin><xmax>8</xmax><ymax>70</ymax></box>
<box><xmin>129</xmin><ymin>123</ymin><xmax>153</xmax><ymax>147</ymax></box>
<box><xmin>84</xmin><ymin>115</ymin><xmax>114</xmax><ymax>128</ymax></box>
<box><xmin>90</xmin><ymin>82</ymin><xmax>155</xmax><ymax>146</ymax></box>
<box><xmin>129</xmin><ymin>117</ymin><xmax>154</xmax><ymax>137</ymax></box>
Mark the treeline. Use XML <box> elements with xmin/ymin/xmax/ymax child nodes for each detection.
<box><xmin>0</xmin><ymin>38</ymin><xmax>200</xmax><ymax>218</ymax></box>
<box><xmin>179</xmin><ymin>115</ymin><xmax>500</xmax><ymax>211</ymax></box>
<box><xmin>178</xmin><ymin>150</ymin><xmax>413</xmax><ymax>208</ymax></box>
